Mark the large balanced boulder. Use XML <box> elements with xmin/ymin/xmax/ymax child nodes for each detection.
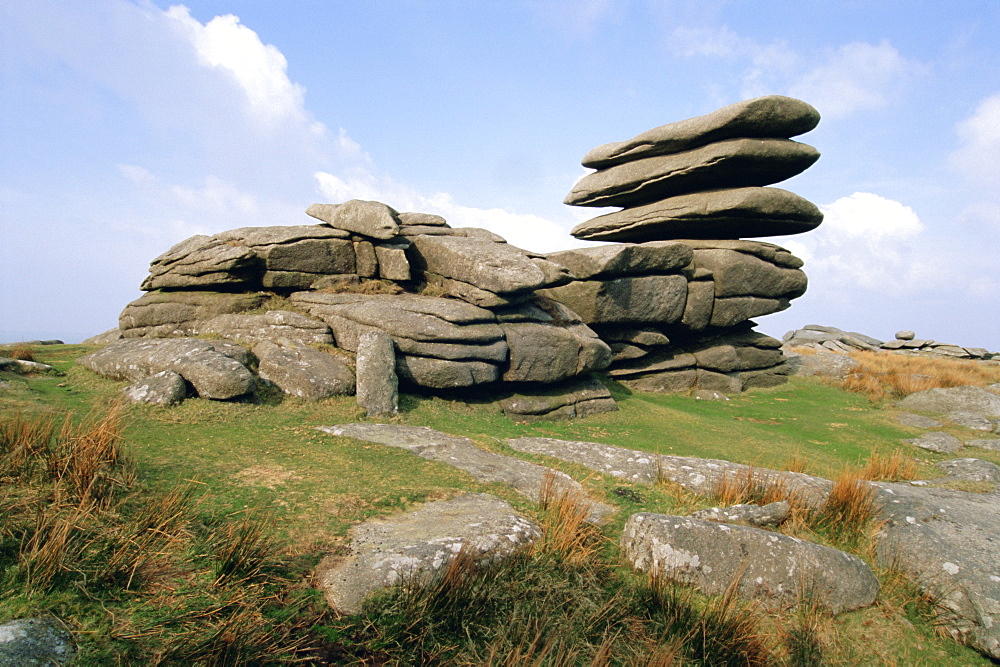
<box><xmin>306</xmin><ymin>199</ymin><xmax>400</xmax><ymax>239</ymax></box>
<box><xmin>570</xmin><ymin>187</ymin><xmax>823</xmax><ymax>242</ymax></box>
<box><xmin>582</xmin><ymin>95</ymin><xmax>820</xmax><ymax>168</ymax></box>
<box><xmin>315</xmin><ymin>494</ymin><xmax>541</xmax><ymax>614</ymax></box>
<box><xmin>78</xmin><ymin>338</ymin><xmax>255</xmax><ymax>400</ymax></box>
<box><xmin>621</xmin><ymin>513</ymin><xmax>879</xmax><ymax>614</ymax></box>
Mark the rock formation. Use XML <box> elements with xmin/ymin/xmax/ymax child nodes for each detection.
<box><xmin>82</xmin><ymin>95</ymin><xmax>833</xmax><ymax>414</ymax></box>
<box><xmin>548</xmin><ymin>95</ymin><xmax>823</xmax><ymax>394</ymax></box>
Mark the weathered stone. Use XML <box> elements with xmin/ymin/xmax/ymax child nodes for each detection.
<box><xmin>0</xmin><ymin>617</ymin><xmax>76</xmax><ymax>665</ymax></box>
<box><xmin>256</xmin><ymin>342</ymin><xmax>355</xmax><ymax>400</ymax></box>
<box><xmin>784</xmin><ymin>351</ymin><xmax>859</xmax><ymax>380</ymax></box>
<box><xmin>692</xmin><ymin>248</ymin><xmax>807</xmax><ymax>299</ymax></box>
<box><xmin>740</xmin><ymin>365</ymin><xmax>791</xmax><ymax>389</ymax></box>
<box><xmin>620</xmin><ymin>369</ymin><xmax>698</xmax><ymax>393</ymax></box>
<box><xmin>408</xmin><ymin>235</ymin><xmax>547</xmax><ymax>294</ymax></box>
<box><xmin>78</xmin><ymin>338</ymin><xmax>254</xmax><ymax>400</ymax></box>
<box><xmin>570</xmin><ymin>187</ymin><xmax>823</xmax><ymax>241</ymax></box>
<box><xmin>710</xmin><ymin>296</ymin><xmax>789</xmax><ymax>327</ymax></box>
<box><xmin>875</xmin><ymin>482</ymin><xmax>1000</xmax><ymax>658</ymax></box>
<box><xmin>593</xmin><ymin>327</ymin><xmax>670</xmax><ymax>347</ymax></box>
<box><xmin>374</xmin><ymin>242</ymin><xmax>411</xmax><ymax>281</ymax></box>
<box><xmin>682</xmin><ymin>239</ymin><xmax>803</xmax><ymax>268</ymax></box>
<box><xmin>934</xmin><ymin>459</ymin><xmax>1000</xmax><ymax>486</ymax></box>
<box><xmin>81</xmin><ymin>328</ymin><xmax>123</xmax><ymax>345</ymax></box>
<box><xmin>947</xmin><ymin>411</ymin><xmax>995</xmax><ymax>432</ymax></box>
<box><xmin>0</xmin><ymin>358</ymin><xmax>59</xmax><ymax>374</ymax></box>
<box><xmin>609</xmin><ymin>349</ymin><xmax>698</xmax><ymax>378</ymax></box>
<box><xmin>694</xmin><ymin>369</ymin><xmax>743</xmax><ymax>393</ymax></box>
<box><xmin>501</xmin><ymin>322</ymin><xmax>611</xmax><ymax>383</ymax></box>
<box><xmin>582</xmin><ymin>95</ymin><xmax>821</xmax><ymax>168</ymax></box>
<box><xmin>967</xmin><ymin>439</ymin><xmax>1000</xmax><ymax>451</ymax></box>
<box><xmin>261</xmin><ymin>271</ymin><xmax>329</xmax><ymax>290</ymax></box>
<box><xmin>119</xmin><ymin>290</ymin><xmax>268</xmax><ymax>338</ymax></box>
<box><xmin>896</xmin><ymin>386</ymin><xmax>1000</xmax><ymax>417</ymax></box>
<box><xmin>681</xmin><ymin>280</ymin><xmax>715</xmax><ymax>330</ymax></box>
<box><xmin>141</xmin><ymin>236</ymin><xmax>260</xmax><ymax>290</ymax></box>
<box><xmin>398</xmin><ymin>212</ymin><xmax>448</xmax><ymax>227</ymax></box>
<box><xmin>315</xmin><ymin>494</ymin><xmax>540</xmax><ymax>614</ymax></box>
<box><xmin>784</xmin><ymin>325</ymin><xmax>882</xmax><ymax>351</ymax></box>
<box><xmin>396</xmin><ymin>356</ymin><xmax>500</xmax><ymax>388</ymax></box>
<box><xmin>905</xmin><ymin>432</ymin><xmax>963</xmax><ymax>453</ymax></box>
<box><xmin>259</xmin><ymin>238</ymin><xmax>355</xmax><ymax>274</ymax></box>
<box><xmin>421</xmin><ymin>274</ymin><xmax>531</xmax><ymax>308</ymax></box>
<box><xmin>621</xmin><ymin>513</ymin><xmax>878</xmax><ymax>614</ymax></box>
<box><xmin>121</xmin><ymin>370</ymin><xmax>187</xmax><ymax>406</ymax></box>
<box><xmin>565</xmin><ymin>138</ymin><xmax>820</xmax><ymax>208</ymax></box>
<box><xmin>318</xmin><ymin>425</ymin><xmax>612</xmax><ymax>521</ymax></box>
<box><xmin>545</xmin><ymin>242</ymin><xmax>693</xmax><ymax>279</ymax></box>
<box><xmin>215</xmin><ymin>225</ymin><xmax>350</xmax><ymax>247</ymax></box>
<box><xmin>199</xmin><ymin>310</ymin><xmax>333</xmax><ymax>347</ymax></box>
<box><xmin>895</xmin><ymin>330</ymin><xmax>916</xmax><ymax>341</ymax></box>
<box><xmin>497</xmin><ymin>375</ymin><xmax>618</xmax><ymax>421</ymax></box>
<box><xmin>690</xmin><ymin>500</ymin><xmax>790</xmax><ymax>527</ymax></box>
<box><xmin>896</xmin><ymin>412</ymin><xmax>944</xmax><ymax>429</ymax></box>
<box><xmin>307</xmin><ymin>200</ymin><xmax>400</xmax><ymax>239</ymax></box>
<box><xmin>353</xmin><ymin>241</ymin><xmax>378</xmax><ymax>277</ymax></box>
<box><xmin>540</xmin><ymin>275</ymin><xmax>687</xmax><ymax>325</ymax></box>
<box><xmin>355</xmin><ymin>331</ymin><xmax>398</xmax><ymax>416</ymax></box>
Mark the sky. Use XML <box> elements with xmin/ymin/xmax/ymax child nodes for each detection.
<box><xmin>2</xmin><ymin>0</ymin><xmax>999</xmax><ymax>350</ymax></box>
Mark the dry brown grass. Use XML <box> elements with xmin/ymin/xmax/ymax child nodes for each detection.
<box><xmin>842</xmin><ymin>350</ymin><xmax>1000</xmax><ymax>402</ymax></box>
<box><xmin>532</xmin><ymin>472</ymin><xmax>604</xmax><ymax>565</ymax></box>
<box><xmin>712</xmin><ymin>467</ymin><xmax>800</xmax><ymax>509</ymax></box>
<box><xmin>319</xmin><ymin>278</ymin><xmax>403</xmax><ymax>295</ymax></box>
<box><xmin>7</xmin><ymin>344</ymin><xmax>36</xmax><ymax>361</ymax></box>
<box><xmin>859</xmin><ymin>450</ymin><xmax>918</xmax><ymax>482</ymax></box>
<box><xmin>812</xmin><ymin>469</ymin><xmax>884</xmax><ymax>555</ymax></box>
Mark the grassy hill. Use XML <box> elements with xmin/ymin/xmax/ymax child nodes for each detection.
<box><xmin>2</xmin><ymin>343</ymin><xmax>998</xmax><ymax>664</ymax></box>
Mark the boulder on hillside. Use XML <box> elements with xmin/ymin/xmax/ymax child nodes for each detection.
<box><xmin>896</xmin><ymin>386</ymin><xmax>1000</xmax><ymax>417</ymax></box>
<box><xmin>78</xmin><ymin>338</ymin><xmax>255</xmax><ymax>400</ymax></box>
<box><xmin>565</xmin><ymin>138</ymin><xmax>820</xmax><ymax>208</ymax></box>
<box><xmin>621</xmin><ymin>513</ymin><xmax>879</xmax><ymax>614</ymax></box>
<box><xmin>121</xmin><ymin>370</ymin><xmax>187</xmax><ymax>406</ymax></box>
<box><xmin>582</xmin><ymin>95</ymin><xmax>821</xmax><ymax>168</ymax></box>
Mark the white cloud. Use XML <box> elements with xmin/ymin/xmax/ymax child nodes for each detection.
<box><xmin>789</xmin><ymin>192</ymin><xmax>927</xmax><ymax>293</ymax></box>
<box><xmin>314</xmin><ymin>170</ymin><xmax>578</xmax><ymax>253</ymax></box>
<box><xmin>949</xmin><ymin>91</ymin><xmax>1000</xmax><ymax>188</ymax></box>
<box><xmin>788</xmin><ymin>41</ymin><xmax>918</xmax><ymax>118</ymax></box>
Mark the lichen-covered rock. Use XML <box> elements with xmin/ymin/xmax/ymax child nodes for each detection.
<box><xmin>621</xmin><ymin>513</ymin><xmax>878</xmax><ymax>614</ymax></box>
<box><xmin>198</xmin><ymin>310</ymin><xmax>333</xmax><ymax>347</ymax></box>
<box><xmin>119</xmin><ymin>290</ymin><xmax>269</xmax><ymax>338</ymax></box>
<box><xmin>540</xmin><ymin>275</ymin><xmax>688</xmax><ymax>325</ymax></box>
<box><xmin>501</xmin><ymin>322</ymin><xmax>611</xmax><ymax>383</ymax></box>
<box><xmin>497</xmin><ymin>375</ymin><xmax>618</xmax><ymax>421</ymax></box>
<box><xmin>141</xmin><ymin>236</ymin><xmax>260</xmax><ymax>291</ymax></box>
<box><xmin>315</xmin><ymin>494</ymin><xmax>541</xmax><ymax>614</ymax></box>
<box><xmin>407</xmin><ymin>234</ymin><xmax>548</xmax><ymax>294</ymax></box>
<box><xmin>690</xmin><ymin>501</ymin><xmax>790</xmax><ymax>527</ymax></box>
<box><xmin>545</xmin><ymin>241</ymin><xmax>693</xmax><ymax>279</ymax></box>
<box><xmin>255</xmin><ymin>341</ymin><xmax>355</xmax><ymax>400</ymax></box>
<box><xmin>355</xmin><ymin>330</ymin><xmax>398</xmax><ymax>416</ymax></box>
<box><xmin>896</xmin><ymin>386</ymin><xmax>1000</xmax><ymax>417</ymax></box>
<box><xmin>306</xmin><ymin>199</ymin><xmax>400</xmax><ymax>239</ymax></box>
<box><xmin>691</xmin><ymin>246</ymin><xmax>807</xmax><ymax>299</ymax></box>
<box><xmin>78</xmin><ymin>337</ymin><xmax>255</xmax><ymax>400</ymax></box>
<box><xmin>121</xmin><ymin>370</ymin><xmax>187</xmax><ymax>406</ymax></box>
<box><xmin>0</xmin><ymin>617</ymin><xmax>76</xmax><ymax>666</ymax></box>
<box><xmin>905</xmin><ymin>432</ymin><xmax>964</xmax><ymax>453</ymax></box>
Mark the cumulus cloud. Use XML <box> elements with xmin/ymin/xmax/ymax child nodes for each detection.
<box><xmin>788</xmin><ymin>192</ymin><xmax>927</xmax><ymax>293</ymax></box>
<box><xmin>314</xmin><ymin>170</ymin><xmax>578</xmax><ymax>253</ymax></box>
<box><xmin>788</xmin><ymin>41</ymin><xmax>919</xmax><ymax>118</ymax></box>
<box><xmin>949</xmin><ymin>91</ymin><xmax>1000</xmax><ymax>188</ymax></box>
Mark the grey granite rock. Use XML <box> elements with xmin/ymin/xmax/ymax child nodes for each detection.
<box><xmin>565</xmin><ymin>138</ymin><xmax>820</xmax><ymax>208</ymax></box>
<box><xmin>895</xmin><ymin>330</ymin><xmax>916</xmax><ymax>341</ymax></box>
<box><xmin>570</xmin><ymin>187</ymin><xmax>823</xmax><ymax>242</ymax></box>
<box><xmin>784</xmin><ymin>351</ymin><xmax>860</xmax><ymax>380</ymax></box>
<box><xmin>306</xmin><ymin>199</ymin><xmax>400</xmax><ymax>239</ymax></box>
<box><xmin>621</xmin><ymin>513</ymin><xmax>878</xmax><ymax>614</ymax></box>
<box><xmin>582</xmin><ymin>95</ymin><xmax>820</xmax><ymax>168</ymax></box>
<box><xmin>141</xmin><ymin>235</ymin><xmax>260</xmax><ymax>290</ymax></box>
<box><xmin>544</xmin><ymin>242</ymin><xmax>693</xmax><ymax>279</ymax></box>
<box><xmin>199</xmin><ymin>310</ymin><xmax>333</xmax><ymax>347</ymax></box>
<box><xmin>896</xmin><ymin>386</ymin><xmax>1000</xmax><ymax>417</ymax></box>
<box><xmin>255</xmin><ymin>342</ymin><xmax>355</xmax><ymax>400</ymax></box>
<box><xmin>396</xmin><ymin>356</ymin><xmax>500</xmax><ymax>388</ymax></box>
<box><xmin>501</xmin><ymin>322</ymin><xmax>611</xmax><ymax>383</ymax></box>
<box><xmin>905</xmin><ymin>432</ymin><xmax>964</xmax><ymax>454</ymax></box>
<box><xmin>946</xmin><ymin>411</ymin><xmax>995</xmax><ymax>432</ymax></box>
<box><xmin>408</xmin><ymin>235</ymin><xmax>547</xmax><ymax>294</ymax></box>
<box><xmin>355</xmin><ymin>330</ymin><xmax>398</xmax><ymax>417</ymax></box>
<box><xmin>895</xmin><ymin>412</ymin><xmax>944</xmax><ymax>429</ymax></box>
<box><xmin>121</xmin><ymin>370</ymin><xmax>187</xmax><ymax>406</ymax></box>
<box><xmin>540</xmin><ymin>274</ymin><xmax>688</xmax><ymax>325</ymax></box>
<box><xmin>689</xmin><ymin>500</ymin><xmax>790</xmax><ymax>527</ymax></box>
<box><xmin>692</xmin><ymin>247</ymin><xmax>807</xmax><ymax>299</ymax></box>
<box><xmin>315</xmin><ymin>494</ymin><xmax>540</xmax><ymax>614</ymax></box>
<box><xmin>119</xmin><ymin>290</ymin><xmax>268</xmax><ymax>338</ymax></box>
<box><xmin>0</xmin><ymin>617</ymin><xmax>75</xmax><ymax>666</ymax></box>
<box><xmin>497</xmin><ymin>375</ymin><xmax>618</xmax><ymax>421</ymax></box>
<box><xmin>81</xmin><ymin>328</ymin><xmax>123</xmax><ymax>345</ymax></box>
<box><xmin>79</xmin><ymin>338</ymin><xmax>254</xmax><ymax>400</ymax></box>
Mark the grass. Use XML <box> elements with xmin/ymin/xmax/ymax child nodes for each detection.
<box><xmin>842</xmin><ymin>350</ymin><xmax>1000</xmax><ymax>402</ymax></box>
<box><xmin>1</xmin><ymin>343</ymin><xmax>997</xmax><ymax>664</ymax></box>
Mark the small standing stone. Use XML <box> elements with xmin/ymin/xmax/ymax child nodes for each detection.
<box><xmin>355</xmin><ymin>330</ymin><xmax>398</xmax><ymax>416</ymax></box>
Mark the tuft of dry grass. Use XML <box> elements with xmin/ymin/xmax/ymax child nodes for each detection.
<box><xmin>7</xmin><ymin>344</ymin><xmax>36</xmax><ymax>361</ymax></box>
<box><xmin>319</xmin><ymin>278</ymin><xmax>404</xmax><ymax>295</ymax></box>
<box><xmin>842</xmin><ymin>350</ymin><xmax>1000</xmax><ymax>402</ymax></box>
<box><xmin>532</xmin><ymin>472</ymin><xmax>604</xmax><ymax>565</ymax></box>
<box><xmin>812</xmin><ymin>469</ymin><xmax>884</xmax><ymax>554</ymax></box>
<box><xmin>859</xmin><ymin>450</ymin><xmax>918</xmax><ymax>482</ymax></box>
<box><xmin>712</xmin><ymin>467</ymin><xmax>800</xmax><ymax>509</ymax></box>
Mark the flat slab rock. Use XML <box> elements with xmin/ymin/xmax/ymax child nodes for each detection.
<box><xmin>317</xmin><ymin>424</ymin><xmax>614</xmax><ymax>523</ymax></box>
<box><xmin>875</xmin><ymin>482</ymin><xmax>1000</xmax><ymax>658</ymax></box>
<box><xmin>316</xmin><ymin>494</ymin><xmax>541</xmax><ymax>614</ymax></box>
<box><xmin>621</xmin><ymin>513</ymin><xmax>879</xmax><ymax>614</ymax></box>
<box><xmin>505</xmin><ymin>437</ymin><xmax>832</xmax><ymax>508</ymax></box>
<box><xmin>0</xmin><ymin>617</ymin><xmax>76</xmax><ymax>665</ymax></box>
<box><xmin>904</xmin><ymin>432</ymin><xmax>963</xmax><ymax>454</ymax></box>
<box><xmin>896</xmin><ymin>385</ymin><xmax>1000</xmax><ymax>417</ymax></box>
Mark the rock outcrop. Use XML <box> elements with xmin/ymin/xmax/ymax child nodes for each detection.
<box><xmin>549</xmin><ymin>95</ymin><xmax>823</xmax><ymax>393</ymax></box>
<box><xmin>784</xmin><ymin>325</ymin><xmax>997</xmax><ymax>360</ymax></box>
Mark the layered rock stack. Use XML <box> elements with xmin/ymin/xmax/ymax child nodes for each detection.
<box><xmin>93</xmin><ymin>200</ymin><xmax>616</xmax><ymax>419</ymax></box>
<box><xmin>544</xmin><ymin>95</ymin><xmax>823</xmax><ymax>393</ymax></box>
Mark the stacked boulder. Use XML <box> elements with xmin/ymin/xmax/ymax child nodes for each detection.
<box><xmin>783</xmin><ymin>325</ymin><xmax>997</xmax><ymax>360</ymax></box>
<box><xmin>544</xmin><ymin>95</ymin><xmax>823</xmax><ymax>393</ymax></box>
<box><xmin>86</xmin><ymin>200</ymin><xmax>615</xmax><ymax>419</ymax></box>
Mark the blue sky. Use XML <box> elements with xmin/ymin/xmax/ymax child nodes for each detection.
<box><xmin>2</xmin><ymin>0</ymin><xmax>999</xmax><ymax>350</ymax></box>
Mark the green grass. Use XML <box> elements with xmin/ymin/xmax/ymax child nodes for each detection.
<box><xmin>2</xmin><ymin>344</ymin><xmax>997</xmax><ymax>664</ymax></box>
